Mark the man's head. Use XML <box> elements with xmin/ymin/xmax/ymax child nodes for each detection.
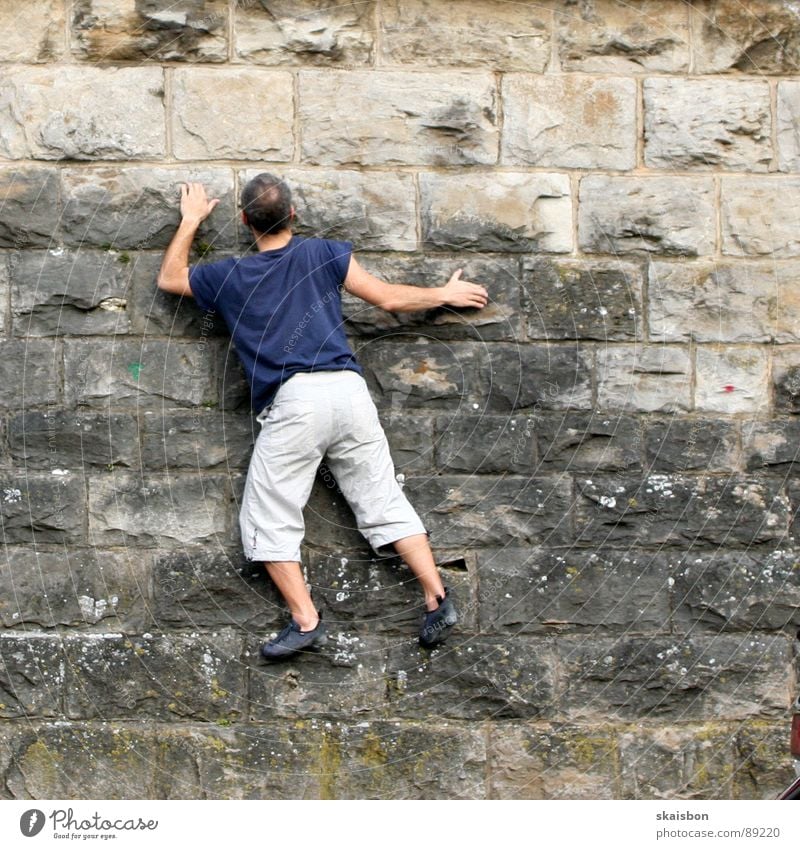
<box><xmin>240</xmin><ymin>173</ymin><xmax>295</xmax><ymax>235</ymax></box>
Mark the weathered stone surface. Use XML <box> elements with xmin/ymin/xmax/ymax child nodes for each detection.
<box><xmin>10</xmin><ymin>249</ymin><xmax>132</xmax><ymax>336</ymax></box>
<box><xmin>71</xmin><ymin>0</ymin><xmax>229</xmax><ymax>62</ymax></box>
<box><xmin>0</xmin><ymin>341</ymin><xmax>59</xmax><ymax>408</ymax></box>
<box><xmin>672</xmin><ymin>549</ymin><xmax>800</xmax><ymax>633</ymax></box>
<box><xmin>342</xmin><ymin>253</ymin><xmax>522</xmax><ymax>341</ymax></box>
<box><xmin>575</xmin><ymin>474</ymin><xmax>790</xmax><ymax>547</ymax></box>
<box><xmin>299</xmin><ymin>71</ymin><xmax>498</xmax><ymax>166</ymax></box>
<box><xmin>381</xmin><ymin>0</ymin><xmax>549</xmax><ymax>70</ymax></box>
<box><xmin>778</xmin><ymin>82</ymin><xmax>800</xmax><ymax>172</ymax></box>
<box><xmin>60</xmin><ymin>167</ymin><xmax>236</xmax><ymax>250</ymax></box>
<box><xmin>744</xmin><ymin>419</ymin><xmax>800</xmax><ymax>471</ymax></box>
<box><xmin>64</xmin><ymin>339</ymin><xmax>217</xmax><ymax>408</ymax></box>
<box><xmin>421</xmin><ymin>172</ymin><xmax>572</xmax><ymax>254</ymax></box>
<box><xmin>579</xmin><ymin>176</ymin><xmax>716</xmax><ymax>257</ymax></box>
<box><xmin>235</xmin><ymin>0</ymin><xmax>374</xmax><ymax>66</ymax></box>
<box><xmin>88</xmin><ymin>473</ymin><xmax>228</xmax><ymax>546</ymax></box>
<box><xmin>0</xmin><ymin>473</ymin><xmax>85</xmax><ymax>544</ymax></box>
<box><xmin>535</xmin><ymin>412</ymin><xmax>643</xmax><ymax>472</ymax></box>
<box><xmin>557</xmin><ymin>0</ymin><xmax>690</xmax><ymax>72</ymax></box>
<box><xmin>734</xmin><ymin>721</ymin><xmax>799</xmax><ymax>800</ymax></box>
<box><xmin>434</xmin><ymin>413</ymin><xmax>535</xmax><ymax>474</ymax></box>
<box><xmin>644</xmin><ymin>78</ymin><xmax>771</xmax><ymax>171</ymax></box>
<box><xmin>0</xmin><ymin>634</ymin><xmax>65</xmax><ymax>717</ymax></box>
<box><xmin>692</xmin><ymin>0</ymin><xmax>800</xmax><ymax>74</ymax></box>
<box><xmin>173</xmin><ymin>69</ymin><xmax>293</xmax><ymax>161</ymax></box>
<box><xmin>0</xmin><ymin>66</ymin><xmax>165</xmax><ymax>161</ymax></box>
<box><xmin>386</xmin><ymin>637</ymin><xmax>557</xmax><ymax>719</ymax></box>
<box><xmin>379</xmin><ymin>414</ymin><xmax>435</xmax><ymax>473</ymax></box>
<box><xmin>0</xmin><ymin>0</ymin><xmax>63</xmax><ymax>62</ymax></box>
<box><xmin>217</xmin><ymin>341</ymin><xmax>254</xmax><ymax>412</ymax></box>
<box><xmin>645</xmin><ymin>417</ymin><xmax>739</xmax><ymax>473</ymax></box>
<box><xmin>63</xmin><ymin>631</ymin><xmax>245</xmax><ymax>721</ymax></box>
<box><xmin>488</xmin><ymin>722</ymin><xmax>619</xmax><ymax>799</ymax></box>
<box><xmin>7</xmin><ymin>410</ymin><xmax>139</xmax><ymax>469</ymax></box>
<box><xmin>523</xmin><ymin>257</ymin><xmax>642</xmax><ymax>341</ymax></box>
<box><xmin>558</xmin><ymin>634</ymin><xmax>789</xmax><ymax>720</ymax></box>
<box><xmin>721</xmin><ymin>178</ymin><xmax>800</xmax><ymax>258</ymax></box>
<box><xmin>405</xmin><ymin>474</ymin><xmax>574</xmax><ymax>547</ymax></box>
<box><xmin>773</xmin><ymin>348</ymin><xmax>800</xmax><ymax>414</ymax></box>
<box><xmin>241</xmin><ymin>168</ymin><xmax>417</xmax><ymax>252</ymax></box>
<box><xmin>0</xmin><ymin>169</ymin><xmax>60</xmax><ymax>248</ymax></box>
<box><xmin>0</xmin><ymin>547</ymin><xmax>148</xmax><ymax>630</ymax></box>
<box><xmin>477</xmin><ymin>547</ymin><xmax>670</xmax><ymax>635</ymax></box>
<box><xmin>503</xmin><ymin>75</ymin><xmax>636</xmax><ymax>170</ymax></box>
<box><xmin>596</xmin><ymin>345</ymin><xmax>691</xmax><ymax>413</ymax></box>
<box><xmin>620</xmin><ymin>725</ymin><xmax>735</xmax><ymax>799</ymax></box>
<box><xmin>151</xmin><ymin>548</ymin><xmax>282</xmax><ymax>631</ymax></box>
<box><xmin>695</xmin><ymin>346</ymin><xmax>769</xmax><ymax>414</ymax></box>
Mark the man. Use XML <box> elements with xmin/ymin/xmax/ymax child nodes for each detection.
<box><xmin>157</xmin><ymin>175</ymin><xmax>489</xmax><ymax>659</ymax></box>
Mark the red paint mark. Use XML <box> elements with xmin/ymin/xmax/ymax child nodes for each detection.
<box><xmin>723</xmin><ymin>384</ymin><xmax>735</xmax><ymax>393</ymax></box>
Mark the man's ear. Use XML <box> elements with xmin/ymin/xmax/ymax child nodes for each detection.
<box><xmin>290</xmin><ymin>206</ymin><xmax>296</xmax><ymax>221</ymax></box>
<box><xmin>241</xmin><ymin>211</ymin><xmax>249</xmax><ymax>227</ymax></box>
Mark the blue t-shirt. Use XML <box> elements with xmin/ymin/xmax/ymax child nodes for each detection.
<box><xmin>189</xmin><ymin>235</ymin><xmax>363</xmax><ymax>413</ymax></box>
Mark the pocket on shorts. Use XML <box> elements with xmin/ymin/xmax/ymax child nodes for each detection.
<box><xmin>261</xmin><ymin>398</ymin><xmax>316</xmax><ymax>443</ymax></box>
<box><xmin>347</xmin><ymin>389</ymin><xmax>383</xmax><ymax>443</ymax></box>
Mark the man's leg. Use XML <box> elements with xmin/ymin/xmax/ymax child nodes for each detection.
<box><xmin>391</xmin><ymin>533</ymin><xmax>446</xmax><ymax>612</ymax></box>
<box><xmin>263</xmin><ymin>560</ymin><xmax>318</xmax><ymax>631</ymax></box>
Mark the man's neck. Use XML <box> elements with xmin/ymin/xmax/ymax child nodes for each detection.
<box><xmin>253</xmin><ymin>228</ymin><xmax>293</xmax><ymax>253</ymax></box>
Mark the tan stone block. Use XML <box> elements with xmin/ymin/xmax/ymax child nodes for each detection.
<box><xmin>597</xmin><ymin>344</ymin><xmax>692</xmax><ymax>412</ymax></box>
<box><xmin>0</xmin><ymin>66</ymin><xmax>165</xmax><ymax>161</ymax></box>
<box><xmin>380</xmin><ymin>0</ymin><xmax>551</xmax><ymax>71</ymax></box>
<box><xmin>644</xmin><ymin>78</ymin><xmax>772</xmax><ymax>171</ymax></box>
<box><xmin>777</xmin><ymin>81</ymin><xmax>800</xmax><ymax>172</ymax></box>
<box><xmin>299</xmin><ymin>70</ymin><xmax>498</xmax><ymax>166</ymax></box>
<box><xmin>502</xmin><ymin>74</ymin><xmax>636</xmax><ymax>169</ymax></box>
<box><xmin>0</xmin><ymin>0</ymin><xmax>63</xmax><ymax>61</ymax></box>
<box><xmin>721</xmin><ymin>178</ymin><xmax>800</xmax><ymax>258</ymax></box>
<box><xmin>172</xmin><ymin>69</ymin><xmax>293</xmax><ymax>161</ymax></box>
<box><xmin>695</xmin><ymin>346</ymin><xmax>769</xmax><ymax>414</ymax></box>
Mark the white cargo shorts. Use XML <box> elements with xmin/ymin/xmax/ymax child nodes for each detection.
<box><xmin>239</xmin><ymin>369</ymin><xmax>428</xmax><ymax>563</ymax></box>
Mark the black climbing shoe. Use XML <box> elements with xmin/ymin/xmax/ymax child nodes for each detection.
<box><xmin>419</xmin><ymin>587</ymin><xmax>458</xmax><ymax>649</ymax></box>
<box><xmin>260</xmin><ymin>613</ymin><xmax>327</xmax><ymax>661</ymax></box>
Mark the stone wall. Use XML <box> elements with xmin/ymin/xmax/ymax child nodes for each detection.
<box><xmin>0</xmin><ymin>0</ymin><xmax>799</xmax><ymax>800</ymax></box>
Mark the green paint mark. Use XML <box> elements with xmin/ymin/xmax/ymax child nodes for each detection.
<box><xmin>127</xmin><ymin>362</ymin><xmax>143</xmax><ymax>380</ymax></box>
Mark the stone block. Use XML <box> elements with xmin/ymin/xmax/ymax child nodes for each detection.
<box><xmin>596</xmin><ymin>345</ymin><xmax>691</xmax><ymax>413</ymax></box>
<box><xmin>241</xmin><ymin>168</ymin><xmax>417</xmax><ymax>252</ymax></box>
<box><xmin>0</xmin><ymin>634</ymin><xmax>65</xmax><ymax>717</ymax></box>
<box><xmin>379</xmin><ymin>413</ymin><xmax>435</xmax><ymax>473</ymax></box>
<box><xmin>523</xmin><ymin>257</ymin><xmax>642</xmax><ymax>341</ymax></box>
<box><xmin>0</xmin><ymin>66</ymin><xmax>165</xmax><ymax>161</ymax></box>
<box><xmin>421</xmin><ymin>172</ymin><xmax>572</xmax><ymax>254</ymax></box>
<box><xmin>0</xmin><ymin>0</ymin><xmax>63</xmax><ymax>62</ymax></box>
<box><xmin>488</xmin><ymin>722</ymin><xmax>619</xmax><ymax>799</ymax></box>
<box><xmin>10</xmin><ymin>249</ymin><xmax>133</xmax><ymax>336</ymax></box>
<box><xmin>502</xmin><ymin>74</ymin><xmax>636</xmax><ymax>170</ymax></box>
<box><xmin>575</xmin><ymin>474</ymin><xmax>790</xmax><ymax>547</ymax></box>
<box><xmin>380</xmin><ymin>0</ymin><xmax>550</xmax><ymax>70</ymax></box>
<box><xmin>773</xmin><ymin>348</ymin><xmax>800</xmax><ymax>414</ymax></box>
<box><xmin>386</xmin><ymin>636</ymin><xmax>557</xmax><ymax>719</ymax></box>
<box><xmin>299</xmin><ymin>70</ymin><xmax>498</xmax><ymax>166</ymax></box>
<box><xmin>743</xmin><ymin>419</ymin><xmax>800</xmax><ymax>471</ymax></box>
<box><xmin>778</xmin><ymin>81</ymin><xmax>800</xmax><ymax>172</ymax></box>
<box><xmin>557</xmin><ymin>0</ymin><xmax>690</xmax><ymax>72</ymax></box>
<box><xmin>579</xmin><ymin>176</ymin><xmax>716</xmax><ymax>257</ymax></box>
<box><xmin>672</xmin><ymin>549</ymin><xmax>800</xmax><ymax>633</ymax></box>
<box><xmin>477</xmin><ymin>547</ymin><xmax>670</xmax><ymax>636</ymax></box>
<box><xmin>71</xmin><ymin>0</ymin><xmax>229</xmax><ymax>62</ymax></box>
<box><xmin>0</xmin><ymin>473</ymin><xmax>85</xmax><ymax>544</ymax></box>
<box><xmin>0</xmin><ymin>340</ymin><xmax>59</xmax><ymax>408</ymax></box>
<box><xmin>63</xmin><ymin>631</ymin><xmax>245</xmax><ymax>721</ymax></box>
<box><xmin>342</xmin><ymin>253</ymin><xmax>522</xmax><ymax>341</ymax></box>
<box><xmin>620</xmin><ymin>725</ymin><xmax>735</xmax><ymax>799</ymax></box>
<box><xmin>7</xmin><ymin>409</ymin><xmax>139</xmax><ymax>469</ymax></box>
<box><xmin>60</xmin><ymin>167</ymin><xmax>237</xmax><ymax>251</ymax></box>
<box><xmin>644</xmin><ymin>417</ymin><xmax>739</xmax><ymax>473</ymax></box>
<box><xmin>0</xmin><ymin>547</ymin><xmax>148</xmax><ymax>631</ymax></box>
<box><xmin>64</xmin><ymin>338</ymin><xmax>217</xmax><ymax>408</ymax></box>
<box><xmin>721</xmin><ymin>178</ymin><xmax>800</xmax><ymax>258</ymax></box>
<box><xmin>692</xmin><ymin>0</ymin><xmax>800</xmax><ymax>74</ymax></box>
<box><xmin>644</xmin><ymin>78</ymin><xmax>772</xmax><ymax>171</ymax></box>
<box><xmin>695</xmin><ymin>346</ymin><xmax>769</xmax><ymax>414</ymax></box>
<box><xmin>172</xmin><ymin>69</ymin><xmax>293</xmax><ymax>161</ymax></box>
<box><xmin>558</xmin><ymin>634</ymin><xmax>790</xmax><ymax>720</ymax></box>
<box><xmin>433</xmin><ymin>413</ymin><xmax>535</xmax><ymax>474</ymax></box>
<box><xmin>234</xmin><ymin>0</ymin><xmax>375</xmax><ymax>66</ymax></box>
<box><xmin>535</xmin><ymin>412</ymin><xmax>643</xmax><ymax>472</ymax></box>
<box><xmin>0</xmin><ymin>168</ymin><xmax>60</xmax><ymax>248</ymax></box>
<box><xmin>88</xmin><ymin>472</ymin><xmax>228</xmax><ymax>546</ymax></box>
<box><xmin>734</xmin><ymin>721</ymin><xmax>798</xmax><ymax>799</ymax></box>
<box><xmin>405</xmin><ymin>474</ymin><xmax>574</xmax><ymax>547</ymax></box>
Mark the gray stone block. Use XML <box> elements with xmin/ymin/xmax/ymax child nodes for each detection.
<box><xmin>433</xmin><ymin>413</ymin><xmax>535</xmax><ymax>474</ymax></box>
<box><xmin>721</xmin><ymin>178</ymin><xmax>800</xmax><ymax>258</ymax></box>
<box><xmin>743</xmin><ymin>419</ymin><xmax>800</xmax><ymax>471</ymax></box>
<box><xmin>695</xmin><ymin>346</ymin><xmax>769</xmax><ymax>414</ymax></box>
<box><xmin>645</xmin><ymin>417</ymin><xmax>740</xmax><ymax>473</ymax></box>
<box><xmin>379</xmin><ymin>413</ymin><xmax>435</xmax><ymax>473</ymax></box>
<box><xmin>734</xmin><ymin>721</ymin><xmax>798</xmax><ymax>800</ymax></box>
<box><xmin>0</xmin><ymin>473</ymin><xmax>85</xmax><ymax>544</ymax></box>
<box><xmin>536</xmin><ymin>412</ymin><xmax>642</xmax><ymax>472</ymax></box>
<box><xmin>778</xmin><ymin>81</ymin><xmax>800</xmax><ymax>171</ymax></box>
<box><xmin>0</xmin><ymin>168</ymin><xmax>60</xmax><ymax>248</ymax></box>
<box><xmin>0</xmin><ymin>633</ymin><xmax>65</xmax><ymax>717</ymax></box>
<box><xmin>0</xmin><ymin>340</ymin><xmax>60</xmax><ymax>408</ymax></box>
<box><xmin>596</xmin><ymin>344</ymin><xmax>691</xmax><ymax>413</ymax></box>
<box><xmin>773</xmin><ymin>348</ymin><xmax>800</xmax><ymax>414</ymax></box>
<box><xmin>0</xmin><ymin>0</ymin><xmax>63</xmax><ymax>62</ymax></box>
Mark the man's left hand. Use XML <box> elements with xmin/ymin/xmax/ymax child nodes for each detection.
<box><xmin>180</xmin><ymin>182</ymin><xmax>220</xmax><ymax>225</ymax></box>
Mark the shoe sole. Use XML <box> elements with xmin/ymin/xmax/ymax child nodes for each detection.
<box><xmin>260</xmin><ymin>632</ymin><xmax>328</xmax><ymax>662</ymax></box>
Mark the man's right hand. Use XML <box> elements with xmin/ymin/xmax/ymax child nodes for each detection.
<box><xmin>180</xmin><ymin>182</ymin><xmax>220</xmax><ymax>226</ymax></box>
<box><xmin>440</xmin><ymin>269</ymin><xmax>489</xmax><ymax>309</ymax></box>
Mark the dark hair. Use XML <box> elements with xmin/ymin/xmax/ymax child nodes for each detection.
<box><xmin>240</xmin><ymin>173</ymin><xmax>293</xmax><ymax>235</ymax></box>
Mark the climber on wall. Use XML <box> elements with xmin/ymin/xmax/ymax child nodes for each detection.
<box><xmin>156</xmin><ymin>175</ymin><xmax>489</xmax><ymax>660</ymax></box>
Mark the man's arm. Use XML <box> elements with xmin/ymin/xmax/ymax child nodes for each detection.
<box><xmin>156</xmin><ymin>182</ymin><xmax>220</xmax><ymax>297</ymax></box>
<box><xmin>343</xmin><ymin>256</ymin><xmax>489</xmax><ymax>313</ymax></box>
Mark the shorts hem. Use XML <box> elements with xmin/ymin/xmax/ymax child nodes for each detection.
<box><xmin>244</xmin><ymin>550</ymin><xmax>302</xmax><ymax>563</ymax></box>
<box><xmin>369</xmin><ymin>526</ymin><xmax>430</xmax><ymax>557</ymax></box>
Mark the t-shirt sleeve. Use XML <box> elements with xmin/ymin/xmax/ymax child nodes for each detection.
<box><xmin>188</xmin><ymin>260</ymin><xmax>230</xmax><ymax>312</ymax></box>
<box><xmin>326</xmin><ymin>240</ymin><xmax>353</xmax><ymax>285</ymax></box>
